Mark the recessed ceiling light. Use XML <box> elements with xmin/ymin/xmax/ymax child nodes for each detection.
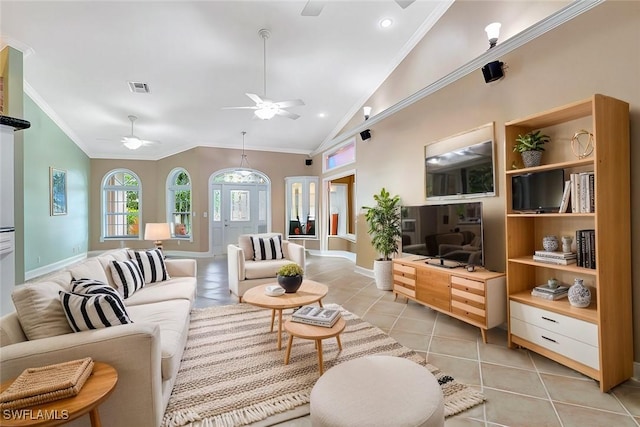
<box><xmin>318</xmin><ymin>112</ymin><xmax>327</xmax><ymax>118</ymax></box>
<box><xmin>379</xmin><ymin>18</ymin><xmax>393</xmax><ymax>29</ymax></box>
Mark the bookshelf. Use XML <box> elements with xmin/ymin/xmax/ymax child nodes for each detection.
<box><xmin>504</xmin><ymin>94</ymin><xmax>632</xmax><ymax>392</ymax></box>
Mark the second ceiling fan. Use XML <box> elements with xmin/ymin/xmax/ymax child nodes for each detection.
<box><xmin>223</xmin><ymin>29</ymin><xmax>304</xmax><ymax>120</ymax></box>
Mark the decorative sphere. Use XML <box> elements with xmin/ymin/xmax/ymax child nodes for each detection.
<box><xmin>277</xmin><ymin>275</ymin><xmax>303</xmax><ymax>293</ymax></box>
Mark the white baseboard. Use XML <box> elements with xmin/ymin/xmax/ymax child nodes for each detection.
<box><xmin>24</xmin><ymin>253</ymin><xmax>87</xmax><ymax>281</ymax></box>
<box><xmin>307</xmin><ymin>249</ymin><xmax>356</xmax><ymax>263</ymax></box>
<box><xmin>633</xmin><ymin>361</ymin><xmax>640</xmax><ymax>382</ymax></box>
<box><xmin>354</xmin><ymin>265</ymin><xmax>374</xmax><ymax>279</ymax></box>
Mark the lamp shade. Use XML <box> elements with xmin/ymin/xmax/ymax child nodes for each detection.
<box><xmin>144</xmin><ymin>223</ymin><xmax>171</xmax><ymax>241</ymax></box>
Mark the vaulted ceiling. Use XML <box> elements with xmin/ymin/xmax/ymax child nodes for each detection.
<box><xmin>0</xmin><ymin>1</ymin><xmax>569</xmax><ymax>160</ymax></box>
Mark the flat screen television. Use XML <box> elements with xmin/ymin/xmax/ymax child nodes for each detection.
<box><xmin>401</xmin><ymin>202</ymin><xmax>484</xmax><ymax>267</ymax></box>
<box><xmin>511</xmin><ymin>169</ymin><xmax>565</xmax><ymax>213</ymax></box>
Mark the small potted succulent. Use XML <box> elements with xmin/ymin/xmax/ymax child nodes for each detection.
<box><xmin>513</xmin><ymin>130</ymin><xmax>550</xmax><ymax>167</ymax></box>
<box><xmin>277</xmin><ymin>263</ymin><xmax>304</xmax><ymax>293</ymax></box>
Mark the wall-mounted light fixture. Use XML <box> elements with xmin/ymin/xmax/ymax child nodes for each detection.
<box><xmin>481</xmin><ymin>22</ymin><xmax>505</xmax><ymax>83</ymax></box>
<box><xmin>363</xmin><ymin>106</ymin><xmax>372</xmax><ymax>120</ymax></box>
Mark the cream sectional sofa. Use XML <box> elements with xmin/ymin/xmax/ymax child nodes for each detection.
<box><xmin>227</xmin><ymin>233</ymin><xmax>305</xmax><ymax>301</ymax></box>
<box><xmin>0</xmin><ymin>248</ymin><xmax>197</xmax><ymax>427</ymax></box>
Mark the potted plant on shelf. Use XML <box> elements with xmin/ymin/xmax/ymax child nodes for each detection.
<box><xmin>363</xmin><ymin>187</ymin><xmax>402</xmax><ymax>290</ymax></box>
<box><xmin>277</xmin><ymin>263</ymin><xmax>304</xmax><ymax>293</ymax></box>
<box><xmin>513</xmin><ymin>130</ymin><xmax>550</xmax><ymax>167</ymax></box>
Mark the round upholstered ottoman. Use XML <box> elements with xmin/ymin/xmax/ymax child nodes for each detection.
<box><xmin>310</xmin><ymin>355</ymin><xmax>444</xmax><ymax>427</ymax></box>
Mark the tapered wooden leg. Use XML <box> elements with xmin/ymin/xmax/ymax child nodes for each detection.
<box><xmin>316</xmin><ymin>340</ymin><xmax>324</xmax><ymax>374</ymax></box>
<box><xmin>318</xmin><ymin>299</ymin><xmax>323</xmax><ymax>307</ymax></box>
<box><xmin>90</xmin><ymin>408</ymin><xmax>102</xmax><ymax>427</ymax></box>
<box><xmin>277</xmin><ymin>310</ymin><xmax>283</xmax><ymax>350</ymax></box>
<box><xmin>284</xmin><ymin>335</ymin><xmax>294</xmax><ymax>365</ymax></box>
<box><xmin>270</xmin><ymin>309</ymin><xmax>275</xmax><ymax>332</ymax></box>
<box><xmin>481</xmin><ymin>328</ymin><xmax>487</xmax><ymax>344</ymax></box>
<box><xmin>336</xmin><ymin>334</ymin><xmax>342</xmax><ymax>351</ymax></box>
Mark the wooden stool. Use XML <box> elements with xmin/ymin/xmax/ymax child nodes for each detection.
<box><xmin>283</xmin><ymin>317</ymin><xmax>346</xmax><ymax>375</ymax></box>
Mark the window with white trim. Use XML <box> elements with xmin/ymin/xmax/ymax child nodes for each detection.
<box><xmin>102</xmin><ymin>169</ymin><xmax>141</xmax><ymax>239</ymax></box>
<box><xmin>167</xmin><ymin>168</ymin><xmax>192</xmax><ymax>238</ymax></box>
<box><xmin>323</xmin><ymin>138</ymin><xmax>356</xmax><ymax>172</ymax></box>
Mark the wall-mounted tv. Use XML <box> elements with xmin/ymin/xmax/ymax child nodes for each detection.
<box><xmin>425</xmin><ymin>123</ymin><xmax>496</xmax><ymax>200</ymax></box>
<box><xmin>401</xmin><ymin>202</ymin><xmax>484</xmax><ymax>267</ymax></box>
<box><xmin>511</xmin><ymin>169</ymin><xmax>565</xmax><ymax>213</ymax></box>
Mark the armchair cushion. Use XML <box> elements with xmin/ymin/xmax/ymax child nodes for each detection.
<box><xmin>251</xmin><ymin>235</ymin><xmax>284</xmax><ymax>261</ymax></box>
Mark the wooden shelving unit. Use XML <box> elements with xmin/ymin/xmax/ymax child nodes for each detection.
<box><xmin>504</xmin><ymin>94</ymin><xmax>632</xmax><ymax>392</ymax></box>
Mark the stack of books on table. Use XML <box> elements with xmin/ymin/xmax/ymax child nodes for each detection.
<box><xmin>292</xmin><ymin>305</ymin><xmax>341</xmax><ymax>328</ymax></box>
<box><xmin>531</xmin><ymin>284</ymin><xmax>570</xmax><ymax>300</ymax></box>
<box><xmin>532</xmin><ymin>250</ymin><xmax>577</xmax><ymax>265</ymax></box>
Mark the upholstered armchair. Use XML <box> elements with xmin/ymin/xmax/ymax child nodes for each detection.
<box><xmin>227</xmin><ymin>233</ymin><xmax>306</xmax><ymax>301</ymax></box>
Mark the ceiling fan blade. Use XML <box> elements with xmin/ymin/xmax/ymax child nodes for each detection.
<box><xmin>274</xmin><ymin>99</ymin><xmax>305</xmax><ymax>108</ymax></box>
<box><xmin>395</xmin><ymin>0</ymin><xmax>416</xmax><ymax>9</ymax></box>
<box><xmin>276</xmin><ymin>109</ymin><xmax>300</xmax><ymax>120</ymax></box>
<box><xmin>301</xmin><ymin>0</ymin><xmax>325</xmax><ymax>16</ymax></box>
<box><xmin>221</xmin><ymin>106</ymin><xmax>258</xmax><ymax>110</ymax></box>
<box><xmin>245</xmin><ymin>93</ymin><xmax>264</xmax><ymax>105</ymax></box>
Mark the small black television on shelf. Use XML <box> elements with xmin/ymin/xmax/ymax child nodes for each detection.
<box><xmin>511</xmin><ymin>169</ymin><xmax>565</xmax><ymax>213</ymax></box>
<box><xmin>401</xmin><ymin>202</ymin><xmax>484</xmax><ymax>267</ymax></box>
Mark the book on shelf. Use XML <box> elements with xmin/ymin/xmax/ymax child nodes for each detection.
<box><xmin>558</xmin><ymin>180</ymin><xmax>571</xmax><ymax>213</ymax></box>
<box><xmin>533</xmin><ymin>250</ymin><xmax>576</xmax><ymax>259</ymax></box>
<box><xmin>569</xmin><ymin>172</ymin><xmax>595</xmax><ymax>213</ymax></box>
<box><xmin>575</xmin><ymin>229</ymin><xmax>596</xmax><ymax>269</ymax></box>
<box><xmin>292</xmin><ymin>305</ymin><xmax>341</xmax><ymax>327</ymax></box>
<box><xmin>531</xmin><ymin>289</ymin><xmax>568</xmax><ymax>300</ymax></box>
<box><xmin>533</xmin><ymin>284</ymin><xmax>570</xmax><ymax>294</ymax></box>
<box><xmin>533</xmin><ymin>255</ymin><xmax>577</xmax><ymax>265</ymax></box>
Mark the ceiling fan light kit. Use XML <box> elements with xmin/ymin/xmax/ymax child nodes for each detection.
<box><xmin>222</xmin><ymin>29</ymin><xmax>304</xmax><ymax>120</ymax></box>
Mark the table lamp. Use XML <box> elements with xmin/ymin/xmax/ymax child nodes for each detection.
<box><xmin>144</xmin><ymin>223</ymin><xmax>171</xmax><ymax>250</ymax></box>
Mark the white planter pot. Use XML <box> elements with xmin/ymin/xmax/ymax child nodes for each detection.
<box><xmin>373</xmin><ymin>259</ymin><xmax>393</xmax><ymax>291</ymax></box>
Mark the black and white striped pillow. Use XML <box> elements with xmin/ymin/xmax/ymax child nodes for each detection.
<box><xmin>127</xmin><ymin>249</ymin><xmax>170</xmax><ymax>284</ymax></box>
<box><xmin>71</xmin><ymin>279</ymin><xmax>127</xmax><ymax>314</ymax></box>
<box><xmin>110</xmin><ymin>259</ymin><xmax>145</xmax><ymax>298</ymax></box>
<box><xmin>59</xmin><ymin>291</ymin><xmax>133</xmax><ymax>332</ymax></box>
<box><xmin>251</xmin><ymin>235</ymin><xmax>284</xmax><ymax>261</ymax></box>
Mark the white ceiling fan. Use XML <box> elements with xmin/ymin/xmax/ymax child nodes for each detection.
<box><xmin>301</xmin><ymin>0</ymin><xmax>415</xmax><ymax>16</ymax></box>
<box><xmin>222</xmin><ymin>29</ymin><xmax>304</xmax><ymax>120</ymax></box>
<box><xmin>121</xmin><ymin>115</ymin><xmax>158</xmax><ymax>150</ymax></box>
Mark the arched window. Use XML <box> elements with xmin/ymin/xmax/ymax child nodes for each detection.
<box><xmin>102</xmin><ymin>169</ymin><xmax>141</xmax><ymax>239</ymax></box>
<box><xmin>167</xmin><ymin>168</ymin><xmax>192</xmax><ymax>238</ymax></box>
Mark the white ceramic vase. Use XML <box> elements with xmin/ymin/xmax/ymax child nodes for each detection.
<box><xmin>373</xmin><ymin>259</ymin><xmax>394</xmax><ymax>291</ymax></box>
<box><xmin>568</xmin><ymin>278</ymin><xmax>591</xmax><ymax>308</ymax></box>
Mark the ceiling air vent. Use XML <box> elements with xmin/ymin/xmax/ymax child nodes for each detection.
<box><xmin>128</xmin><ymin>82</ymin><xmax>150</xmax><ymax>94</ymax></box>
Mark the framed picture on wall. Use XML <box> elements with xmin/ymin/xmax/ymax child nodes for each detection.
<box><xmin>50</xmin><ymin>167</ymin><xmax>67</xmax><ymax>215</ymax></box>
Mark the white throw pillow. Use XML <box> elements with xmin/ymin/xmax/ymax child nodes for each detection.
<box><xmin>251</xmin><ymin>235</ymin><xmax>284</xmax><ymax>261</ymax></box>
<box><xmin>59</xmin><ymin>291</ymin><xmax>133</xmax><ymax>332</ymax></box>
<box><xmin>12</xmin><ymin>281</ymin><xmax>73</xmax><ymax>340</ymax></box>
<box><xmin>68</xmin><ymin>258</ymin><xmax>110</xmax><ymax>284</ymax></box>
<box><xmin>127</xmin><ymin>249</ymin><xmax>170</xmax><ymax>284</ymax></box>
<box><xmin>110</xmin><ymin>259</ymin><xmax>145</xmax><ymax>298</ymax></box>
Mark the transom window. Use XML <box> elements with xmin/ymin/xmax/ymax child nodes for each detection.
<box><xmin>102</xmin><ymin>169</ymin><xmax>141</xmax><ymax>239</ymax></box>
<box><xmin>167</xmin><ymin>168</ymin><xmax>192</xmax><ymax>238</ymax></box>
<box><xmin>323</xmin><ymin>137</ymin><xmax>356</xmax><ymax>172</ymax></box>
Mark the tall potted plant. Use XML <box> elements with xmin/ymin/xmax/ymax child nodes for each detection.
<box><xmin>363</xmin><ymin>188</ymin><xmax>402</xmax><ymax>290</ymax></box>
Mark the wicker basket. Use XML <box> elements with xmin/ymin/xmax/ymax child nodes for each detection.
<box><xmin>0</xmin><ymin>358</ymin><xmax>94</xmax><ymax>410</ymax></box>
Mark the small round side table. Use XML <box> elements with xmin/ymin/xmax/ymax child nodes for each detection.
<box><xmin>0</xmin><ymin>362</ymin><xmax>118</xmax><ymax>427</ymax></box>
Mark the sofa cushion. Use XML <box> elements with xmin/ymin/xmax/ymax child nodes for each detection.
<box><xmin>110</xmin><ymin>259</ymin><xmax>145</xmax><ymax>298</ymax></box>
<box><xmin>123</xmin><ymin>277</ymin><xmax>197</xmax><ymax>307</ymax></box>
<box><xmin>59</xmin><ymin>291</ymin><xmax>133</xmax><ymax>332</ymax></box>
<box><xmin>97</xmin><ymin>254</ymin><xmax>118</xmax><ymax>289</ymax></box>
<box><xmin>251</xmin><ymin>235</ymin><xmax>284</xmax><ymax>261</ymax></box>
<box><xmin>244</xmin><ymin>259</ymin><xmax>293</xmax><ymax>280</ymax></box>
<box><xmin>68</xmin><ymin>258</ymin><xmax>110</xmax><ymax>284</ymax></box>
<box><xmin>128</xmin><ymin>249</ymin><xmax>170</xmax><ymax>284</ymax></box>
<box><xmin>11</xmin><ymin>281</ymin><xmax>73</xmax><ymax>340</ymax></box>
<box><xmin>127</xmin><ymin>299</ymin><xmax>191</xmax><ymax>381</ymax></box>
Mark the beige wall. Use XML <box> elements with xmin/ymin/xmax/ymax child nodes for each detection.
<box><xmin>89</xmin><ymin>147</ymin><xmax>312</xmax><ymax>253</ymax></box>
<box><xmin>328</xmin><ymin>2</ymin><xmax>639</xmax><ymax>362</ymax></box>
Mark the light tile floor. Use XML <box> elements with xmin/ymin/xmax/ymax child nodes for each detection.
<box><xmin>193</xmin><ymin>254</ymin><xmax>640</xmax><ymax>427</ymax></box>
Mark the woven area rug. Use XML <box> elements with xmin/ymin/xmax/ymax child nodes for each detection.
<box><xmin>162</xmin><ymin>304</ymin><xmax>485</xmax><ymax>427</ymax></box>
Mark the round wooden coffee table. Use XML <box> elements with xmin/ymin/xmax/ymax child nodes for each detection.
<box><xmin>0</xmin><ymin>362</ymin><xmax>117</xmax><ymax>427</ymax></box>
<box><xmin>283</xmin><ymin>317</ymin><xmax>346</xmax><ymax>375</ymax></box>
<box><xmin>242</xmin><ymin>280</ymin><xmax>328</xmax><ymax>350</ymax></box>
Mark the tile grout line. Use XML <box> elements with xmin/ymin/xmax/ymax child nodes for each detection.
<box><xmin>476</xmin><ymin>336</ymin><xmax>489</xmax><ymax>426</ymax></box>
<box><xmin>529</xmin><ymin>350</ymin><xmax>565</xmax><ymax>427</ymax></box>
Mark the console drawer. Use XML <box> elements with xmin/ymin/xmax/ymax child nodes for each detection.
<box><xmin>393</xmin><ymin>264</ymin><xmax>416</xmax><ymax>298</ymax></box>
<box><xmin>511</xmin><ymin>317</ymin><xmax>599</xmax><ymax>370</ymax></box>
<box><xmin>510</xmin><ymin>301</ymin><xmax>598</xmax><ymax>347</ymax></box>
<box><xmin>451</xmin><ymin>276</ymin><xmax>485</xmax><ymax>296</ymax></box>
<box><xmin>451</xmin><ymin>300</ymin><xmax>486</xmax><ymax>325</ymax></box>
